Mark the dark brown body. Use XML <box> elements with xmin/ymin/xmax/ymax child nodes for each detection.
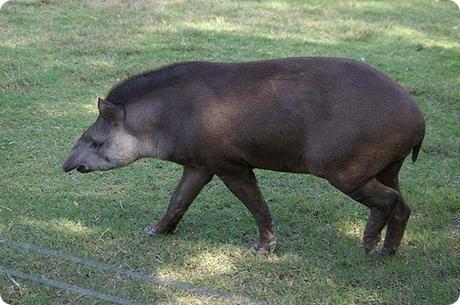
<box><xmin>63</xmin><ymin>57</ymin><xmax>425</xmax><ymax>255</ymax></box>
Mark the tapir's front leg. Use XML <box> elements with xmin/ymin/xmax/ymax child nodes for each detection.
<box><xmin>219</xmin><ymin>169</ymin><xmax>276</xmax><ymax>256</ymax></box>
<box><xmin>145</xmin><ymin>166</ymin><xmax>213</xmax><ymax>235</ymax></box>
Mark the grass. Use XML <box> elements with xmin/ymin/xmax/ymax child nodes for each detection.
<box><xmin>0</xmin><ymin>0</ymin><xmax>459</xmax><ymax>304</ymax></box>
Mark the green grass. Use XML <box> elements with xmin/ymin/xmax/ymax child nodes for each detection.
<box><xmin>0</xmin><ymin>0</ymin><xmax>459</xmax><ymax>304</ymax></box>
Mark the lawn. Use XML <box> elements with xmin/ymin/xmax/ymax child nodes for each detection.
<box><xmin>0</xmin><ymin>0</ymin><xmax>459</xmax><ymax>304</ymax></box>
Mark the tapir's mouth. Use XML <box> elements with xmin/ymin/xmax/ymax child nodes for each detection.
<box><xmin>62</xmin><ymin>163</ymin><xmax>92</xmax><ymax>173</ymax></box>
<box><xmin>76</xmin><ymin>165</ymin><xmax>92</xmax><ymax>173</ymax></box>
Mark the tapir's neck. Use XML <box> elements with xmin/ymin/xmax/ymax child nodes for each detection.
<box><xmin>125</xmin><ymin>95</ymin><xmax>188</xmax><ymax>164</ymax></box>
<box><xmin>137</xmin><ymin>133</ymin><xmax>175</xmax><ymax>161</ymax></box>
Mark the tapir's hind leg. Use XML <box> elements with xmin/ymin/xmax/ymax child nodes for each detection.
<box><xmin>376</xmin><ymin>160</ymin><xmax>412</xmax><ymax>255</ymax></box>
<box><xmin>333</xmin><ymin>178</ymin><xmax>401</xmax><ymax>253</ymax></box>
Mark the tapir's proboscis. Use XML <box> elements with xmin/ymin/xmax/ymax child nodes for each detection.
<box><xmin>62</xmin><ymin>57</ymin><xmax>425</xmax><ymax>256</ymax></box>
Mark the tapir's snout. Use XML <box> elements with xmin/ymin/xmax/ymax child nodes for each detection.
<box><xmin>62</xmin><ymin>156</ymin><xmax>78</xmax><ymax>173</ymax></box>
<box><xmin>62</xmin><ymin>150</ymin><xmax>92</xmax><ymax>173</ymax></box>
<box><xmin>62</xmin><ymin>157</ymin><xmax>92</xmax><ymax>173</ymax></box>
<box><xmin>62</xmin><ymin>163</ymin><xmax>76</xmax><ymax>173</ymax></box>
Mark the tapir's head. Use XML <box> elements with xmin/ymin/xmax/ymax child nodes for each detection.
<box><xmin>62</xmin><ymin>98</ymin><xmax>141</xmax><ymax>173</ymax></box>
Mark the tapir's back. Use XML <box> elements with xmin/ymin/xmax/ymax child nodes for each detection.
<box><xmin>185</xmin><ymin>58</ymin><xmax>425</xmax><ymax>176</ymax></box>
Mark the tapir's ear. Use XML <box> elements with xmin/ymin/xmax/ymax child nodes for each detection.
<box><xmin>97</xmin><ymin>97</ymin><xmax>124</xmax><ymax>125</ymax></box>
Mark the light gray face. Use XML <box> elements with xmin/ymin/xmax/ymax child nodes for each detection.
<box><xmin>62</xmin><ymin>99</ymin><xmax>141</xmax><ymax>173</ymax></box>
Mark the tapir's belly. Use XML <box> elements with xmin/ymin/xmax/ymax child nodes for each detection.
<box><xmin>239</xmin><ymin>141</ymin><xmax>310</xmax><ymax>173</ymax></box>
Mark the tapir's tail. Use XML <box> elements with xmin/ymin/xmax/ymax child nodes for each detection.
<box><xmin>411</xmin><ymin>141</ymin><xmax>423</xmax><ymax>162</ymax></box>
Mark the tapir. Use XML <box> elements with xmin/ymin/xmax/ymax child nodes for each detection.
<box><xmin>62</xmin><ymin>57</ymin><xmax>425</xmax><ymax>255</ymax></box>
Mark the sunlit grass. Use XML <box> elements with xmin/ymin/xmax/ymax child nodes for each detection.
<box><xmin>18</xmin><ymin>218</ymin><xmax>94</xmax><ymax>236</ymax></box>
<box><xmin>386</xmin><ymin>25</ymin><xmax>460</xmax><ymax>49</ymax></box>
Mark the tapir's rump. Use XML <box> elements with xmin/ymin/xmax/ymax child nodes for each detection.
<box><xmin>63</xmin><ymin>57</ymin><xmax>425</xmax><ymax>255</ymax></box>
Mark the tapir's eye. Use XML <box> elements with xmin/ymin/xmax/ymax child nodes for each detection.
<box><xmin>90</xmin><ymin>141</ymin><xmax>103</xmax><ymax>149</ymax></box>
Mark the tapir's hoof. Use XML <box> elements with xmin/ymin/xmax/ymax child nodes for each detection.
<box><xmin>365</xmin><ymin>247</ymin><xmax>397</xmax><ymax>256</ymax></box>
<box><xmin>363</xmin><ymin>235</ymin><xmax>381</xmax><ymax>254</ymax></box>
<box><xmin>250</xmin><ymin>240</ymin><xmax>277</xmax><ymax>256</ymax></box>
<box><xmin>144</xmin><ymin>225</ymin><xmax>160</xmax><ymax>236</ymax></box>
<box><xmin>363</xmin><ymin>246</ymin><xmax>376</xmax><ymax>254</ymax></box>
<box><xmin>375</xmin><ymin>247</ymin><xmax>397</xmax><ymax>256</ymax></box>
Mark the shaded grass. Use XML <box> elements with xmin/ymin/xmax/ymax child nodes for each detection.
<box><xmin>0</xmin><ymin>0</ymin><xmax>459</xmax><ymax>304</ymax></box>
